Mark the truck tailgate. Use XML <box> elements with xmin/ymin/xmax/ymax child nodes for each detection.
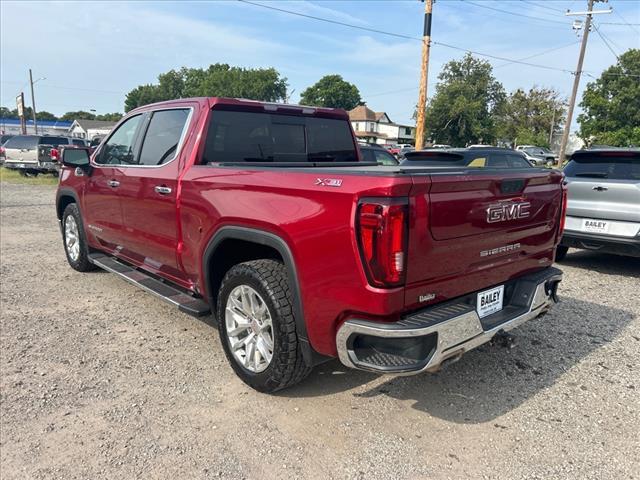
<box><xmin>404</xmin><ymin>169</ymin><xmax>564</xmax><ymax>309</ymax></box>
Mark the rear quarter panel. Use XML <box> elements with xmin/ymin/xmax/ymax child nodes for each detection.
<box><xmin>179</xmin><ymin>167</ymin><xmax>412</xmax><ymax>356</ymax></box>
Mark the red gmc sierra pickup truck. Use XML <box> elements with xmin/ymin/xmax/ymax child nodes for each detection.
<box><xmin>56</xmin><ymin>97</ymin><xmax>565</xmax><ymax>392</ymax></box>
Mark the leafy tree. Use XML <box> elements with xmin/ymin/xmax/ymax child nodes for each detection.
<box><xmin>124</xmin><ymin>64</ymin><xmax>288</xmax><ymax>112</ymax></box>
<box><xmin>299</xmin><ymin>75</ymin><xmax>363</xmax><ymax>110</ymax></box>
<box><xmin>425</xmin><ymin>54</ymin><xmax>506</xmax><ymax>146</ymax></box>
<box><xmin>95</xmin><ymin>113</ymin><xmax>123</xmax><ymax>122</ymax></box>
<box><xmin>578</xmin><ymin>48</ymin><xmax>640</xmax><ymax>147</ymax></box>
<box><xmin>60</xmin><ymin>110</ymin><xmax>96</xmax><ymax>121</ymax></box>
<box><xmin>36</xmin><ymin>111</ymin><xmax>58</xmax><ymax>121</ymax></box>
<box><xmin>497</xmin><ymin>87</ymin><xmax>565</xmax><ymax>148</ymax></box>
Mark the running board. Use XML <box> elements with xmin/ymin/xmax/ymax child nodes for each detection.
<box><xmin>88</xmin><ymin>253</ymin><xmax>211</xmax><ymax>317</ymax></box>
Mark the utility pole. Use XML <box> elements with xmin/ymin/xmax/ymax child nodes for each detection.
<box><xmin>414</xmin><ymin>0</ymin><xmax>433</xmax><ymax>151</ymax></box>
<box><xmin>29</xmin><ymin>69</ymin><xmax>38</xmax><ymax>135</ymax></box>
<box><xmin>557</xmin><ymin>0</ymin><xmax>611</xmax><ymax>166</ymax></box>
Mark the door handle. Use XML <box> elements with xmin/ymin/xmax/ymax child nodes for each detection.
<box><xmin>108</xmin><ymin>180</ymin><xmax>120</xmax><ymax>188</ymax></box>
<box><xmin>154</xmin><ymin>185</ymin><xmax>172</xmax><ymax>195</ymax></box>
<box><xmin>592</xmin><ymin>185</ymin><xmax>608</xmax><ymax>191</ymax></box>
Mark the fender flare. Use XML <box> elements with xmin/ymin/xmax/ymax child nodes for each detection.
<box><xmin>202</xmin><ymin>226</ymin><xmax>325</xmax><ymax>366</ymax></box>
<box><xmin>56</xmin><ymin>187</ymin><xmax>81</xmax><ymax>219</ymax></box>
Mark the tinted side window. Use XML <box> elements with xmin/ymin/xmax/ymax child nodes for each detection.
<box><xmin>506</xmin><ymin>154</ymin><xmax>531</xmax><ymax>168</ymax></box>
<box><xmin>374</xmin><ymin>149</ymin><xmax>397</xmax><ymax>166</ymax></box>
<box><xmin>138</xmin><ymin>109</ymin><xmax>190</xmax><ymax>166</ymax></box>
<box><xmin>4</xmin><ymin>135</ymin><xmax>38</xmax><ymax>149</ymax></box>
<box><xmin>97</xmin><ymin>115</ymin><xmax>142</xmax><ymax>165</ymax></box>
<box><xmin>487</xmin><ymin>154</ymin><xmax>509</xmax><ymax>168</ymax></box>
<box><xmin>72</xmin><ymin>139</ymin><xmax>86</xmax><ymax>146</ymax></box>
<box><xmin>360</xmin><ymin>149</ymin><xmax>375</xmax><ymax>163</ymax></box>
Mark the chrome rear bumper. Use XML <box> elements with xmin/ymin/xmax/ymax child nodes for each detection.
<box><xmin>336</xmin><ymin>267</ymin><xmax>562</xmax><ymax>374</ymax></box>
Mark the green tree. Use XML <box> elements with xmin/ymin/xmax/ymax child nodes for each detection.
<box><xmin>60</xmin><ymin>110</ymin><xmax>96</xmax><ymax>121</ymax></box>
<box><xmin>36</xmin><ymin>111</ymin><xmax>58</xmax><ymax>121</ymax></box>
<box><xmin>578</xmin><ymin>48</ymin><xmax>640</xmax><ymax>147</ymax></box>
<box><xmin>95</xmin><ymin>112</ymin><xmax>123</xmax><ymax>122</ymax></box>
<box><xmin>425</xmin><ymin>53</ymin><xmax>506</xmax><ymax>146</ymax></box>
<box><xmin>124</xmin><ymin>64</ymin><xmax>288</xmax><ymax>112</ymax></box>
<box><xmin>497</xmin><ymin>87</ymin><xmax>565</xmax><ymax>148</ymax></box>
<box><xmin>299</xmin><ymin>75</ymin><xmax>363</xmax><ymax>110</ymax></box>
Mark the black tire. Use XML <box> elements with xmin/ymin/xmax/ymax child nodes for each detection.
<box><xmin>555</xmin><ymin>245</ymin><xmax>569</xmax><ymax>262</ymax></box>
<box><xmin>62</xmin><ymin>203</ymin><xmax>96</xmax><ymax>272</ymax></box>
<box><xmin>217</xmin><ymin>259</ymin><xmax>312</xmax><ymax>393</ymax></box>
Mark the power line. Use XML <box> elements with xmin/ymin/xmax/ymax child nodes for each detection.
<box><xmin>237</xmin><ymin>0</ymin><xmax>421</xmax><ymax>42</ymax></box>
<box><xmin>599</xmin><ymin>22</ymin><xmax>640</xmax><ymax>26</ymax></box>
<box><xmin>593</xmin><ymin>23</ymin><xmax>620</xmax><ymax>60</ymax></box>
<box><xmin>610</xmin><ymin>0</ymin><xmax>640</xmax><ymax>34</ymax></box>
<box><xmin>520</xmin><ymin>0</ymin><xmax>566</xmax><ymax>14</ymax></box>
<box><xmin>462</xmin><ymin>0</ymin><xmax>569</xmax><ymax>25</ymax></box>
<box><xmin>493</xmin><ymin>40</ymin><xmax>581</xmax><ymax>68</ymax></box>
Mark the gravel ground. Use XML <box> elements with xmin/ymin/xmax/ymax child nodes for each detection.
<box><xmin>1</xmin><ymin>181</ymin><xmax>639</xmax><ymax>480</ymax></box>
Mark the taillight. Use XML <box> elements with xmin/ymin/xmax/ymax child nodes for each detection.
<box><xmin>557</xmin><ymin>182</ymin><xmax>568</xmax><ymax>240</ymax></box>
<box><xmin>0</xmin><ymin>146</ymin><xmax>5</xmax><ymax>157</ymax></box>
<box><xmin>357</xmin><ymin>199</ymin><xmax>408</xmax><ymax>288</ymax></box>
<box><xmin>50</xmin><ymin>148</ymin><xmax>59</xmax><ymax>161</ymax></box>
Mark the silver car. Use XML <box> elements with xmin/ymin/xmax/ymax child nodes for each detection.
<box><xmin>557</xmin><ymin>149</ymin><xmax>640</xmax><ymax>260</ymax></box>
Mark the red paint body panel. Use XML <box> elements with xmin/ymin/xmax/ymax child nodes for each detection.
<box><xmin>57</xmin><ymin>97</ymin><xmax>564</xmax><ymax>358</ymax></box>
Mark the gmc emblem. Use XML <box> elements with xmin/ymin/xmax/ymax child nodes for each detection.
<box><xmin>486</xmin><ymin>202</ymin><xmax>531</xmax><ymax>223</ymax></box>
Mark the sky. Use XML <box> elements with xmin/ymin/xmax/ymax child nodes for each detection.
<box><xmin>1</xmin><ymin>0</ymin><xmax>639</xmax><ymax>131</ymax></box>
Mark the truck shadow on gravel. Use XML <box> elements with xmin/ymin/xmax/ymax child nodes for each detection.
<box><xmin>558</xmin><ymin>250</ymin><xmax>640</xmax><ymax>277</ymax></box>
<box><xmin>283</xmin><ymin>297</ymin><xmax>634</xmax><ymax>424</ymax></box>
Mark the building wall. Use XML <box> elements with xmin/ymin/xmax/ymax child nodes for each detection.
<box><xmin>0</xmin><ymin>123</ymin><xmax>70</xmax><ymax>136</ymax></box>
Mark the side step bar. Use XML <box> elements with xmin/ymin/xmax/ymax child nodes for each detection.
<box><xmin>88</xmin><ymin>253</ymin><xmax>211</xmax><ymax>318</ymax></box>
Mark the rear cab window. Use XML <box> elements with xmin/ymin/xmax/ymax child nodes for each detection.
<box><xmin>38</xmin><ymin>137</ymin><xmax>69</xmax><ymax>146</ymax></box>
<box><xmin>564</xmin><ymin>152</ymin><xmax>640</xmax><ymax>180</ymax></box>
<box><xmin>203</xmin><ymin>109</ymin><xmax>358</xmax><ymax>164</ymax></box>
<box><xmin>4</xmin><ymin>136</ymin><xmax>38</xmax><ymax>149</ymax></box>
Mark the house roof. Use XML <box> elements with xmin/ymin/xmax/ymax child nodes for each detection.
<box><xmin>73</xmin><ymin>119</ymin><xmax>118</xmax><ymax>131</ymax></box>
<box><xmin>348</xmin><ymin>105</ymin><xmax>376</xmax><ymax>121</ymax></box>
<box><xmin>348</xmin><ymin>106</ymin><xmax>393</xmax><ymax>124</ymax></box>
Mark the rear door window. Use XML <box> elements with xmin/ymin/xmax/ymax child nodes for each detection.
<box><xmin>564</xmin><ymin>153</ymin><xmax>640</xmax><ymax>180</ymax></box>
<box><xmin>138</xmin><ymin>109</ymin><xmax>190</xmax><ymax>166</ymax></box>
<box><xmin>203</xmin><ymin>110</ymin><xmax>357</xmax><ymax>163</ymax></box>
<box><xmin>4</xmin><ymin>135</ymin><xmax>38</xmax><ymax>149</ymax></box>
<box><xmin>373</xmin><ymin>149</ymin><xmax>397</xmax><ymax>166</ymax></box>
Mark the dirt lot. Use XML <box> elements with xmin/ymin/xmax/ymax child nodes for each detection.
<box><xmin>1</xmin><ymin>180</ymin><xmax>639</xmax><ymax>480</ymax></box>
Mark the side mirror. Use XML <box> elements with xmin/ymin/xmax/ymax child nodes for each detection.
<box><xmin>62</xmin><ymin>147</ymin><xmax>90</xmax><ymax>169</ymax></box>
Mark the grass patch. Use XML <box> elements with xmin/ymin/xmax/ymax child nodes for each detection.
<box><xmin>0</xmin><ymin>167</ymin><xmax>58</xmax><ymax>186</ymax></box>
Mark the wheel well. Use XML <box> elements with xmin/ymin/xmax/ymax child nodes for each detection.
<box><xmin>207</xmin><ymin>238</ymin><xmax>283</xmax><ymax>307</ymax></box>
<box><xmin>57</xmin><ymin>195</ymin><xmax>76</xmax><ymax>219</ymax></box>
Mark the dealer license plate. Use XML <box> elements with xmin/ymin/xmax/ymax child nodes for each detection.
<box><xmin>477</xmin><ymin>285</ymin><xmax>504</xmax><ymax>319</ymax></box>
<box><xmin>582</xmin><ymin>219</ymin><xmax>609</xmax><ymax>234</ymax></box>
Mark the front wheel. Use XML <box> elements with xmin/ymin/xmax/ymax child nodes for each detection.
<box><xmin>217</xmin><ymin>260</ymin><xmax>311</xmax><ymax>393</ymax></box>
<box><xmin>62</xmin><ymin>203</ymin><xmax>96</xmax><ymax>272</ymax></box>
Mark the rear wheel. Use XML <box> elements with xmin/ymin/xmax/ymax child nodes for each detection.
<box><xmin>62</xmin><ymin>203</ymin><xmax>96</xmax><ymax>272</ymax></box>
<box><xmin>555</xmin><ymin>245</ymin><xmax>569</xmax><ymax>262</ymax></box>
<box><xmin>217</xmin><ymin>260</ymin><xmax>311</xmax><ymax>393</ymax></box>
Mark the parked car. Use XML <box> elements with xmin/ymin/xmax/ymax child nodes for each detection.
<box><xmin>384</xmin><ymin>144</ymin><xmax>400</xmax><ymax>156</ymax></box>
<box><xmin>557</xmin><ymin>148</ymin><xmax>640</xmax><ymax>260</ymax></box>
<box><xmin>3</xmin><ymin>135</ymin><xmax>83</xmax><ymax>175</ymax></box>
<box><xmin>516</xmin><ymin>145</ymin><xmax>557</xmax><ymax>165</ymax></box>
<box><xmin>398</xmin><ymin>146</ymin><xmax>415</xmax><ymax>158</ymax></box>
<box><xmin>56</xmin><ymin>97</ymin><xmax>564</xmax><ymax>393</ymax></box>
<box><xmin>430</xmin><ymin>144</ymin><xmax>451</xmax><ymax>149</ymax></box>
<box><xmin>359</xmin><ymin>144</ymin><xmax>399</xmax><ymax>166</ymax></box>
<box><xmin>0</xmin><ymin>134</ymin><xmax>15</xmax><ymax>163</ymax></box>
<box><xmin>401</xmin><ymin>148</ymin><xmax>534</xmax><ymax>169</ymax></box>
